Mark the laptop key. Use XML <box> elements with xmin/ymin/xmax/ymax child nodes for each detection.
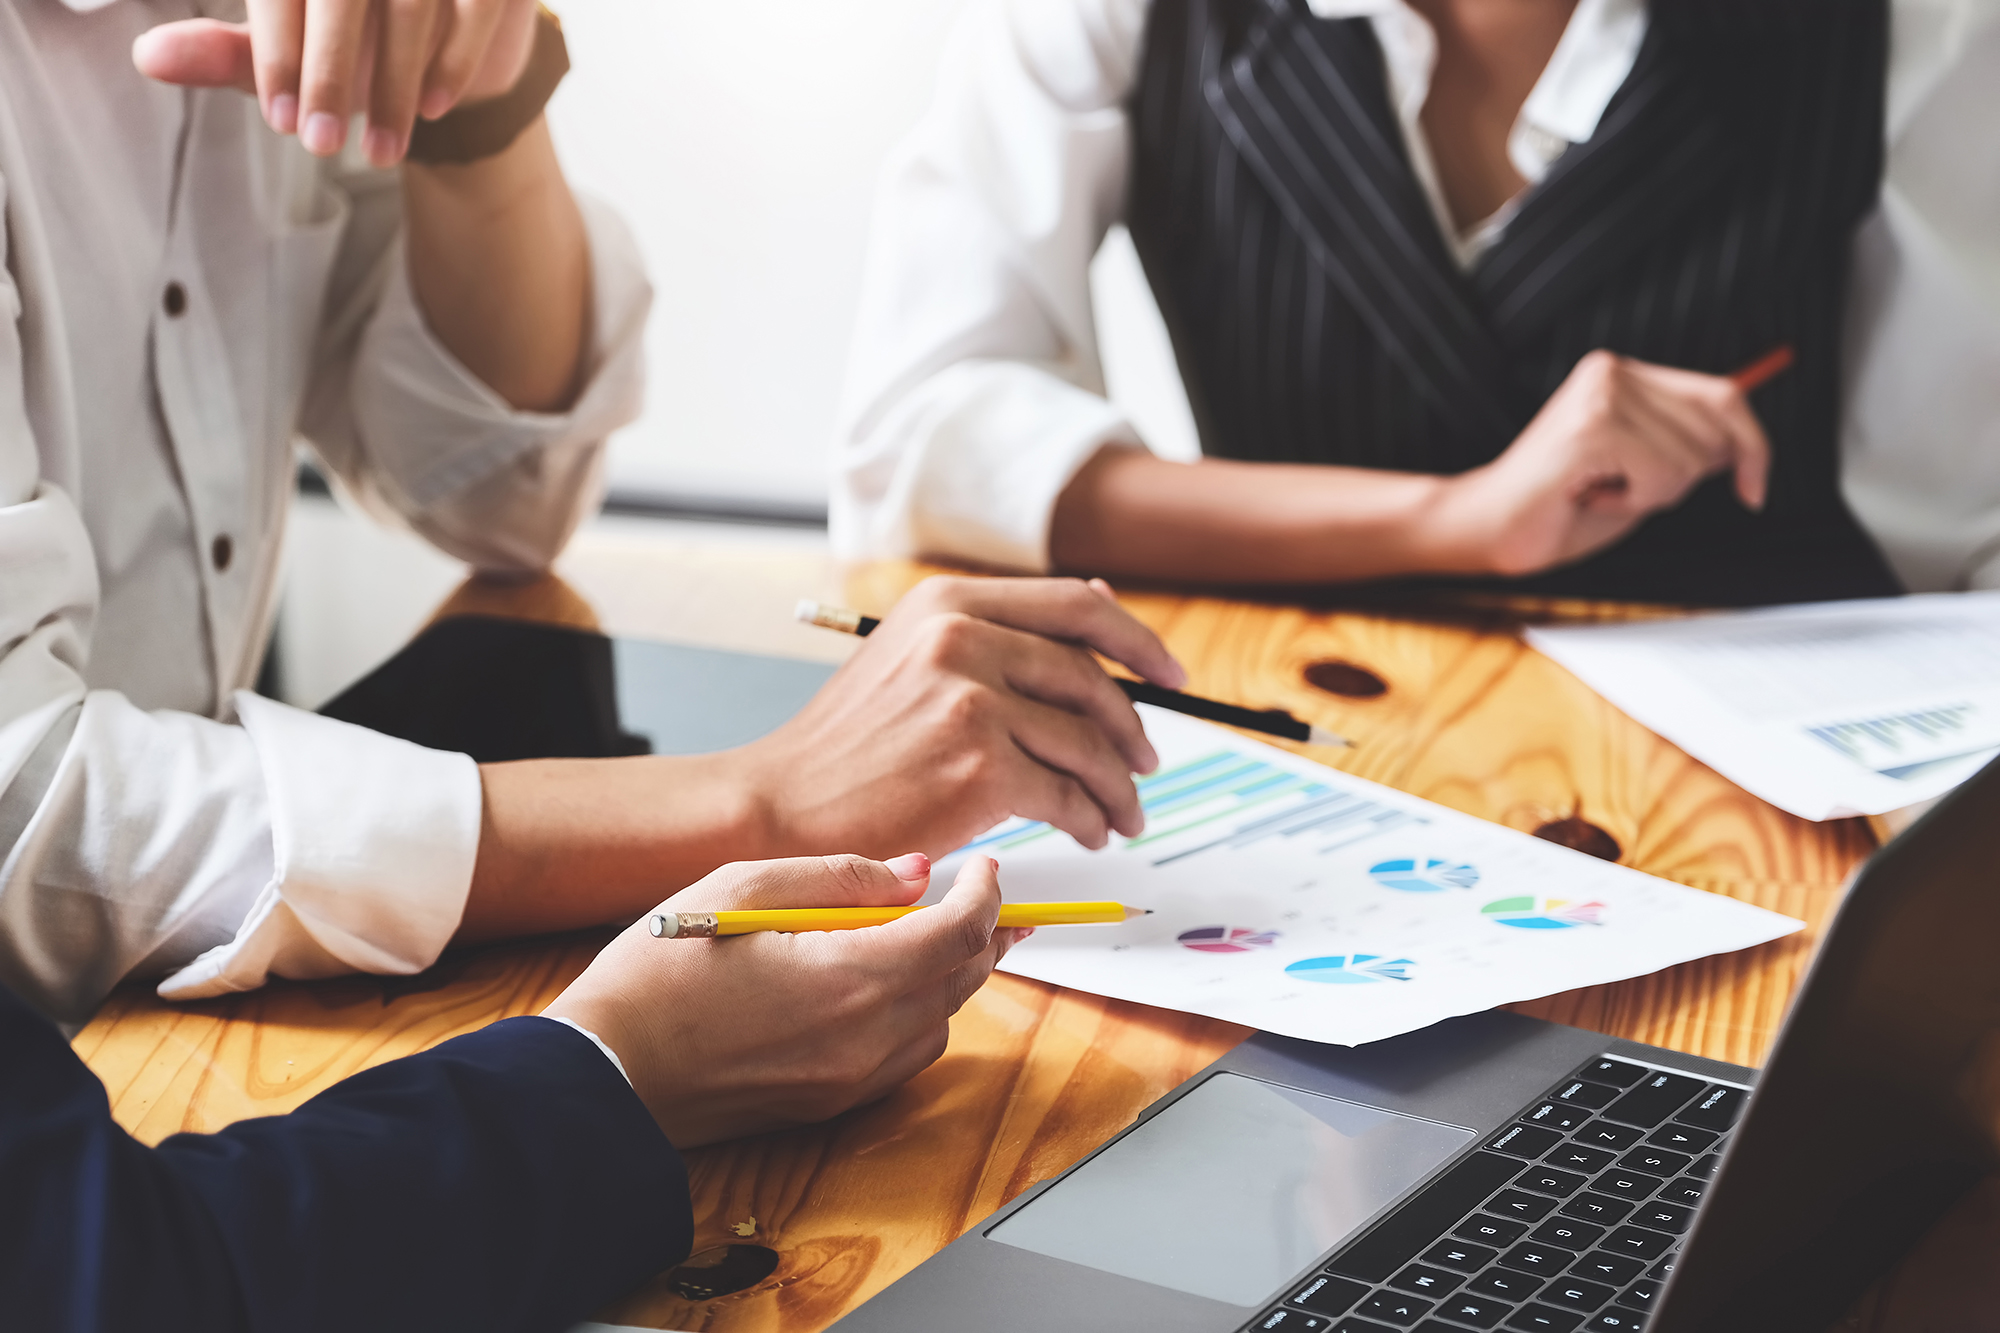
<box><xmin>1354</xmin><ymin>1291</ymin><xmax>1433</xmax><ymax>1325</ymax></box>
<box><xmin>1685</xmin><ymin>1154</ymin><xmax>1722</xmax><ymax>1181</ymax></box>
<box><xmin>1490</xmin><ymin>1124</ymin><xmax>1567</xmax><ymax>1159</ymax></box>
<box><xmin>1616</xmin><ymin>1280</ymin><xmax>1660</xmax><ymax>1311</ymax></box>
<box><xmin>1644</xmin><ymin>1123</ymin><xmax>1717</xmax><ymax>1154</ymax></box>
<box><xmin>1591</xmin><ymin>1169</ymin><xmax>1663</xmax><ymax>1201</ymax></box>
<box><xmin>1574</xmin><ymin>1122</ymin><xmax>1643</xmax><ymax>1151</ymax></box>
<box><xmin>1630</xmin><ymin>1201</ymin><xmax>1694</xmax><ymax>1234</ymax></box>
<box><xmin>1499</xmin><ymin>1243</ymin><xmax>1577</xmax><ymax>1277</ymax></box>
<box><xmin>1545</xmin><ymin>1144</ymin><xmax>1617</xmax><ymax>1175</ymax></box>
<box><xmin>1578</xmin><ymin>1059</ymin><xmax>1648</xmax><ymax>1088</ymax></box>
<box><xmin>1540</xmin><ymin>1278</ymin><xmax>1615</xmax><ymax>1312</ymax></box>
<box><xmin>1389</xmin><ymin>1264</ymin><xmax>1465</xmax><ymax>1298</ymax></box>
<box><xmin>1603</xmin><ymin>1226</ymin><xmax>1676</xmax><ymax>1260</ymax></box>
<box><xmin>1551</xmin><ymin>1080</ymin><xmax>1621</xmax><ymax>1110</ymax></box>
<box><xmin>1516</xmin><ymin>1165</ymin><xmax>1589</xmax><ymax>1198</ymax></box>
<box><xmin>1252</xmin><ymin>1308</ymin><xmax>1333</xmax><ymax>1331</ymax></box>
<box><xmin>1503</xmin><ymin>1302</ymin><xmax>1585</xmax><ymax>1331</ymax></box>
<box><xmin>1523</xmin><ymin>1102</ymin><xmax>1594</xmax><ymax>1133</ymax></box>
<box><xmin>1455</xmin><ymin>1215</ymin><xmax>1529</xmax><ymax>1247</ymax></box>
<box><xmin>1583</xmin><ymin>1312</ymin><xmax>1647</xmax><ymax>1331</ymax></box>
<box><xmin>1657</xmin><ymin>1178</ymin><xmax>1705</xmax><ymax>1208</ymax></box>
<box><xmin>1675</xmin><ymin>1085</ymin><xmax>1746</xmax><ymax>1132</ymax></box>
<box><xmin>1569</xmin><ymin>1250</ymin><xmax>1645</xmax><ymax>1284</ymax></box>
<box><xmin>1329</xmin><ymin>1320</ymin><xmax>1399</xmax><ymax>1333</ymax></box>
<box><xmin>1646</xmin><ymin>1257</ymin><xmax>1676</xmax><ymax>1281</ymax></box>
<box><xmin>1330</xmin><ymin>1152</ymin><xmax>1525</xmax><ymax>1282</ymax></box>
<box><xmin>1290</xmin><ymin>1274</ymin><xmax>1371</xmax><ymax>1315</ymax></box>
<box><xmin>1616</xmin><ymin>1147</ymin><xmax>1691</xmax><ymax>1178</ymax></box>
<box><xmin>1420</xmin><ymin>1293</ymin><xmax>1512</xmax><ymax>1330</ymax></box>
<box><xmin>1601</xmin><ymin>1073</ymin><xmax>1704</xmax><ymax>1128</ymax></box>
<box><xmin>1421</xmin><ymin>1239</ymin><xmax>1497</xmax><ymax>1272</ymax></box>
<box><xmin>1559</xmin><ymin>1193</ymin><xmax>1634</xmax><ymax>1226</ymax></box>
<box><xmin>1489</xmin><ymin>1190</ymin><xmax>1559</xmax><ymax>1222</ymax></box>
<box><xmin>1468</xmin><ymin>1267</ymin><xmax>1546</xmax><ymax>1301</ymax></box>
<box><xmin>1530</xmin><ymin>1218</ymin><xmax>1606</xmax><ymax>1250</ymax></box>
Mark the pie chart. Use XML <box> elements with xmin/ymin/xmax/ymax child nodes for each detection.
<box><xmin>1177</xmin><ymin>925</ymin><xmax>1282</xmax><ymax>954</ymax></box>
<box><xmin>1369</xmin><ymin>858</ymin><xmax>1481</xmax><ymax>893</ymax></box>
<box><xmin>1481</xmin><ymin>896</ymin><xmax>1607</xmax><ymax>930</ymax></box>
<box><xmin>1284</xmin><ymin>954</ymin><xmax>1417</xmax><ymax>984</ymax></box>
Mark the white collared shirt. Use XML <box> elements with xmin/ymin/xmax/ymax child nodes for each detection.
<box><xmin>832</xmin><ymin>0</ymin><xmax>2000</xmax><ymax>594</ymax></box>
<box><xmin>0</xmin><ymin>0</ymin><xmax>651</xmax><ymax>1025</ymax></box>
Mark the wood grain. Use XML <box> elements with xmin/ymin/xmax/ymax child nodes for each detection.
<box><xmin>73</xmin><ymin>558</ymin><xmax>1880</xmax><ymax>1332</ymax></box>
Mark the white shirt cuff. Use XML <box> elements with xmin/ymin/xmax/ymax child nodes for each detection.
<box><xmin>156</xmin><ymin>693</ymin><xmax>482</xmax><ymax>1000</ymax></box>
<box><xmin>544</xmin><ymin>1015</ymin><xmax>635</xmax><ymax>1086</ymax></box>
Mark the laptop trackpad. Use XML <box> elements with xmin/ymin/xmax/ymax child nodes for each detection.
<box><xmin>988</xmin><ymin>1072</ymin><xmax>1475</xmax><ymax>1307</ymax></box>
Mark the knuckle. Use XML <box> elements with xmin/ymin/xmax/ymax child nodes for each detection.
<box><xmin>821</xmin><ymin>853</ymin><xmax>878</xmax><ymax>897</ymax></box>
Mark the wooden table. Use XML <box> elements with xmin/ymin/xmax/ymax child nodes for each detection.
<box><xmin>73</xmin><ymin>556</ymin><xmax>1880</xmax><ymax>1331</ymax></box>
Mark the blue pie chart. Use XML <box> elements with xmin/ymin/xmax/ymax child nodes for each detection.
<box><xmin>1369</xmin><ymin>858</ymin><xmax>1480</xmax><ymax>893</ymax></box>
<box><xmin>1285</xmin><ymin>954</ymin><xmax>1417</xmax><ymax>984</ymax></box>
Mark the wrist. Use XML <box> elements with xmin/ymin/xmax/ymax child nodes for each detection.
<box><xmin>1400</xmin><ymin>471</ymin><xmax>1499</xmax><ymax>577</ymax></box>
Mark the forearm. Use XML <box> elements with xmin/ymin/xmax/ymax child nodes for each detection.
<box><xmin>402</xmin><ymin>117</ymin><xmax>589</xmax><ymax>412</ymax></box>
<box><xmin>1049</xmin><ymin>447</ymin><xmax>1479</xmax><ymax>584</ymax></box>
<box><xmin>461</xmin><ymin>752</ymin><xmax>779</xmax><ymax>942</ymax></box>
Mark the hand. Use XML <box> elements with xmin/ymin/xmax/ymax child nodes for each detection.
<box><xmin>740</xmin><ymin>576</ymin><xmax>1187</xmax><ymax>857</ymax></box>
<box><xmin>1432</xmin><ymin>350</ymin><xmax>1772</xmax><ymax>577</ymax></box>
<box><xmin>130</xmin><ymin>0</ymin><xmax>541</xmax><ymax>166</ymax></box>
<box><xmin>542</xmin><ymin>852</ymin><xmax>1029</xmax><ymax>1147</ymax></box>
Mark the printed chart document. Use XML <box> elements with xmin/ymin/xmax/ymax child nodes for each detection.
<box><xmin>938</xmin><ymin>707</ymin><xmax>1801</xmax><ymax>1047</ymax></box>
<box><xmin>1526</xmin><ymin>592</ymin><xmax>2000</xmax><ymax>821</ymax></box>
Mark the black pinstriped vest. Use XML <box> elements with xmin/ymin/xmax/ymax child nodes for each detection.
<box><xmin>1126</xmin><ymin>0</ymin><xmax>1901</xmax><ymax>604</ymax></box>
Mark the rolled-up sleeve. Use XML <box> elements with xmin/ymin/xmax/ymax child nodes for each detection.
<box><xmin>832</xmin><ymin>0</ymin><xmax>1150</xmax><ymax>572</ymax></box>
<box><xmin>303</xmin><ymin>176</ymin><xmax>652</xmax><ymax>576</ymax></box>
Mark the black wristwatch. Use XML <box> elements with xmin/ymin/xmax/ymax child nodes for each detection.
<box><xmin>406</xmin><ymin>6</ymin><xmax>570</xmax><ymax>166</ymax></box>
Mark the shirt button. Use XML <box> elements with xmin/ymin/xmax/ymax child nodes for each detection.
<box><xmin>163</xmin><ymin>282</ymin><xmax>188</xmax><ymax>317</ymax></box>
<box><xmin>211</xmin><ymin>534</ymin><xmax>233</xmax><ymax>572</ymax></box>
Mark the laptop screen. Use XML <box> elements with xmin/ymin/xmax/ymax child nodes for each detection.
<box><xmin>1656</xmin><ymin>754</ymin><xmax>2000</xmax><ymax>1330</ymax></box>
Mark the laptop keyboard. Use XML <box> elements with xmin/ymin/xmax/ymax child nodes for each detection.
<box><xmin>1243</xmin><ymin>1055</ymin><xmax>1746</xmax><ymax>1333</ymax></box>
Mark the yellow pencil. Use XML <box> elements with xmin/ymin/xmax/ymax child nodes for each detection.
<box><xmin>647</xmin><ymin>902</ymin><xmax>1150</xmax><ymax>939</ymax></box>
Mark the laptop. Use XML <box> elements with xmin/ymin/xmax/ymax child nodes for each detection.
<box><xmin>326</xmin><ymin>618</ymin><xmax>2000</xmax><ymax>1332</ymax></box>
<box><xmin>828</xmin><ymin>753</ymin><xmax>2000</xmax><ymax>1333</ymax></box>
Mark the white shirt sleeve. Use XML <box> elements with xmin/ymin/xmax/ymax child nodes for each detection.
<box><xmin>831</xmin><ymin>0</ymin><xmax>1152</xmax><ymax>572</ymax></box>
<box><xmin>301</xmin><ymin>169</ymin><xmax>652</xmax><ymax>577</ymax></box>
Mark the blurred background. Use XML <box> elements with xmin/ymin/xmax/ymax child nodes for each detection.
<box><xmin>275</xmin><ymin>0</ymin><xmax>1197</xmax><ymax>707</ymax></box>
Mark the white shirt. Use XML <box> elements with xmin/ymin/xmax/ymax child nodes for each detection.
<box><xmin>0</xmin><ymin>0</ymin><xmax>651</xmax><ymax>1026</ymax></box>
<box><xmin>833</xmin><ymin>0</ymin><xmax>2000</xmax><ymax>593</ymax></box>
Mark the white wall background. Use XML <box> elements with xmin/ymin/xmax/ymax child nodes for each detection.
<box><xmin>545</xmin><ymin>0</ymin><xmax>1197</xmax><ymax>514</ymax></box>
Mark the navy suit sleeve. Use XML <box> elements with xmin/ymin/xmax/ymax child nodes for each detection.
<box><xmin>0</xmin><ymin>981</ymin><xmax>692</xmax><ymax>1333</ymax></box>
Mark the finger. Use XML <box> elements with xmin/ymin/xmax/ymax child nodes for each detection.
<box><xmin>1005</xmin><ymin>754</ymin><xmax>1116</xmax><ymax>849</ymax></box>
<box><xmin>132</xmin><ymin>20</ymin><xmax>259</xmax><ymax>93</ymax></box>
<box><xmin>850</xmin><ymin>855</ymin><xmax>1002</xmax><ymax>981</ymax></box>
<box><xmin>298</xmin><ymin>0</ymin><xmax>371</xmax><ymax>155</ymax></box>
<box><xmin>421</xmin><ymin>0</ymin><xmax>508</xmax><ymax>119</ymax></box>
<box><xmin>1004</xmin><ymin>698</ymin><xmax>1145</xmax><ymax>839</ymax></box>
<box><xmin>366</xmin><ymin>0</ymin><xmax>439</xmax><ymax>165</ymax></box>
<box><xmin>903</xmin><ymin>577</ymin><xmax>1187</xmax><ymax>691</ymax></box>
<box><xmin>672</xmin><ymin>853</ymin><xmax>932</xmax><ymax>915</ymax></box>
<box><xmin>1621</xmin><ymin>368</ymin><xmax>1769</xmax><ymax>510</ymax></box>
<box><xmin>980</xmin><ymin>623</ymin><xmax>1157</xmax><ymax>775</ymax></box>
<box><xmin>244</xmin><ymin>0</ymin><xmax>306</xmax><ymax>131</ymax></box>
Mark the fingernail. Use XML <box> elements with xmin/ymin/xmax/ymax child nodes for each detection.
<box><xmin>420</xmin><ymin>87</ymin><xmax>455</xmax><ymax>120</ymax></box>
<box><xmin>301</xmin><ymin>111</ymin><xmax>344</xmax><ymax>156</ymax></box>
<box><xmin>885</xmin><ymin>852</ymin><xmax>930</xmax><ymax>881</ymax></box>
<box><xmin>362</xmin><ymin>126</ymin><xmax>404</xmax><ymax>168</ymax></box>
<box><xmin>267</xmin><ymin>93</ymin><xmax>298</xmax><ymax>135</ymax></box>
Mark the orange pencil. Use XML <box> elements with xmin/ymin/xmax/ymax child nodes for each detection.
<box><xmin>1730</xmin><ymin>344</ymin><xmax>1795</xmax><ymax>392</ymax></box>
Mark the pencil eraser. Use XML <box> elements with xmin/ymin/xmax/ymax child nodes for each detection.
<box><xmin>793</xmin><ymin>599</ymin><xmax>820</xmax><ymax>624</ymax></box>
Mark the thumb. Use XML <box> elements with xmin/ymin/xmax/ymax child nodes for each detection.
<box><xmin>133</xmin><ymin>20</ymin><xmax>258</xmax><ymax>93</ymax></box>
<box><xmin>673</xmin><ymin>853</ymin><xmax>933</xmax><ymax>914</ymax></box>
<box><xmin>853</xmin><ymin>856</ymin><xmax>1003</xmax><ymax>977</ymax></box>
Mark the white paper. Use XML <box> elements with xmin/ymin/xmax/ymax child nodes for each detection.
<box><xmin>1526</xmin><ymin>592</ymin><xmax>2000</xmax><ymax>821</ymax></box>
<box><xmin>939</xmin><ymin>707</ymin><xmax>1802</xmax><ymax>1047</ymax></box>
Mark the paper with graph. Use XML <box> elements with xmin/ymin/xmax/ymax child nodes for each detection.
<box><xmin>1526</xmin><ymin>591</ymin><xmax>2000</xmax><ymax>820</ymax></box>
<box><xmin>937</xmin><ymin>706</ymin><xmax>1801</xmax><ymax>1047</ymax></box>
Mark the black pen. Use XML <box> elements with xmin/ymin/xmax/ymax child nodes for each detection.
<box><xmin>794</xmin><ymin>600</ymin><xmax>1351</xmax><ymax>748</ymax></box>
